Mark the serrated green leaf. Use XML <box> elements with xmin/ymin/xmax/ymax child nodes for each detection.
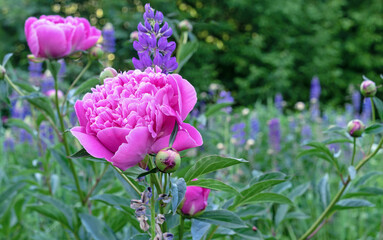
<box><xmin>188</xmin><ymin>179</ymin><xmax>241</xmax><ymax>196</ymax></box>
<box><xmin>195</xmin><ymin>210</ymin><xmax>247</xmax><ymax>229</ymax></box>
<box><xmin>184</xmin><ymin>155</ymin><xmax>247</xmax><ymax>183</ymax></box>
<box><xmin>79</xmin><ymin>213</ymin><xmax>117</xmax><ymax>240</ymax></box>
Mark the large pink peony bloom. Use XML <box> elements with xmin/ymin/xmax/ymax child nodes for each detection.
<box><xmin>181</xmin><ymin>183</ymin><xmax>210</xmax><ymax>216</ymax></box>
<box><xmin>25</xmin><ymin>15</ymin><xmax>101</xmax><ymax>59</ymax></box>
<box><xmin>71</xmin><ymin>67</ymin><xmax>203</xmax><ymax>170</ymax></box>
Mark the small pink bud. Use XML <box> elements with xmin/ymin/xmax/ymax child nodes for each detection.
<box><xmin>360</xmin><ymin>79</ymin><xmax>377</xmax><ymax>97</ymax></box>
<box><xmin>178</xmin><ymin>20</ymin><xmax>193</xmax><ymax>32</ymax></box>
<box><xmin>99</xmin><ymin>67</ymin><xmax>118</xmax><ymax>84</ymax></box>
<box><xmin>89</xmin><ymin>44</ymin><xmax>104</xmax><ymax>60</ymax></box>
<box><xmin>155</xmin><ymin>147</ymin><xmax>181</xmax><ymax>173</ymax></box>
<box><xmin>347</xmin><ymin>119</ymin><xmax>365</xmax><ymax>138</ymax></box>
<box><xmin>180</xmin><ymin>180</ymin><xmax>210</xmax><ymax>217</ymax></box>
<box><xmin>45</xmin><ymin>89</ymin><xmax>64</xmax><ymax>99</ymax></box>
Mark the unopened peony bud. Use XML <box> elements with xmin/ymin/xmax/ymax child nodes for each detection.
<box><xmin>155</xmin><ymin>147</ymin><xmax>181</xmax><ymax>173</ymax></box>
<box><xmin>178</xmin><ymin>20</ymin><xmax>193</xmax><ymax>32</ymax></box>
<box><xmin>89</xmin><ymin>44</ymin><xmax>104</xmax><ymax>60</ymax></box>
<box><xmin>180</xmin><ymin>182</ymin><xmax>210</xmax><ymax>217</ymax></box>
<box><xmin>0</xmin><ymin>65</ymin><xmax>5</xmax><ymax>79</ymax></box>
<box><xmin>347</xmin><ymin>119</ymin><xmax>365</xmax><ymax>137</ymax></box>
<box><xmin>99</xmin><ymin>67</ymin><xmax>118</xmax><ymax>84</ymax></box>
<box><xmin>360</xmin><ymin>80</ymin><xmax>377</xmax><ymax>97</ymax></box>
<box><xmin>45</xmin><ymin>89</ymin><xmax>64</xmax><ymax>100</ymax></box>
<box><xmin>69</xmin><ymin>51</ymin><xmax>83</xmax><ymax>60</ymax></box>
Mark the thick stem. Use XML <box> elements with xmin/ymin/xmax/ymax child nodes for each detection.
<box><xmin>299</xmin><ymin>137</ymin><xmax>383</xmax><ymax>239</ymax></box>
<box><xmin>110</xmin><ymin>163</ymin><xmax>141</xmax><ymax>195</ymax></box>
<box><xmin>61</xmin><ymin>61</ymin><xmax>92</xmax><ymax>109</ymax></box>
<box><xmin>179</xmin><ymin>216</ymin><xmax>185</xmax><ymax>240</ymax></box>
<box><xmin>150</xmin><ymin>179</ymin><xmax>156</xmax><ymax>240</ymax></box>
<box><xmin>51</xmin><ymin>61</ymin><xmax>85</xmax><ymax>203</ymax></box>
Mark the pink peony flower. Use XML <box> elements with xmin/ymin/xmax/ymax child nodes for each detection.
<box><xmin>25</xmin><ymin>15</ymin><xmax>101</xmax><ymax>59</ymax></box>
<box><xmin>181</xmin><ymin>183</ymin><xmax>210</xmax><ymax>216</ymax></box>
<box><xmin>71</xmin><ymin>67</ymin><xmax>203</xmax><ymax>170</ymax></box>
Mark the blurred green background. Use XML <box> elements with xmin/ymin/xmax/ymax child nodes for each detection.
<box><xmin>1</xmin><ymin>0</ymin><xmax>382</xmax><ymax>106</ymax></box>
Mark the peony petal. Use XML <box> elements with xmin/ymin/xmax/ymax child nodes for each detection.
<box><xmin>97</xmin><ymin>127</ymin><xmax>131</xmax><ymax>153</ymax></box>
<box><xmin>74</xmin><ymin>100</ymin><xmax>88</xmax><ymax>127</ymax></box>
<box><xmin>24</xmin><ymin>17</ymin><xmax>38</xmax><ymax>42</ymax></box>
<box><xmin>70</xmin><ymin>126</ymin><xmax>113</xmax><ymax>160</ymax></box>
<box><xmin>35</xmin><ymin>24</ymin><xmax>69</xmax><ymax>58</ymax></box>
<box><xmin>151</xmin><ymin>122</ymin><xmax>203</xmax><ymax>153</ymax></box>
<box><xmin>169</xmin><ymin>74</ymin><xmax>197</xmax><ymax>120</ymax></box>
<box><xmin>111</xmin><ymin>127</ymin><xmax>152</xmax><ymax>171</ymax></box>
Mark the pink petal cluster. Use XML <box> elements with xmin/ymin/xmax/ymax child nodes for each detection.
<box><xmin>181</xmin><ymin>184</ymin><xmax>210</xmax><ymax>216</ymax></box>
<box><xmin>25</xmin><ymin>15</ymin><xmax>101</xmax><ymax>59</ymax></box>
<box><xmin>71</xmin><ymin>67</ymin><xmax>203</xmax><ymax>170</ymax></box>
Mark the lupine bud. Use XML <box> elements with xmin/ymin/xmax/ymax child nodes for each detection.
<box><xmin>99</xmin><ymin>67</ymin><xmax>117</xmax><ymax>84</ymax></box>
<box><xmin>178</xmin><ymin>20</ymin><xmax>193</xmax><ymax>32</ymax></box>
<box><xmin>0</xmin><ymin>65</ymin><xmax>5</xmax><ymax>79</ymax></box>
<box><xmin>360</xmin><ymin>79</ymin><xmax>377</xmax><ymax>97</ymax></box>
<box><xmin>89</xmin><ymin>44</ymin><xmax>104</xmax><ymax>60</ymax></box>
<box><xmin>155</xmin><ymin>147</ymin><xmax>181</xmax><ymax>173</ymax></box>
<box><xmin>347</xmin><ymin>119</ymin><xmax>365</xmax><ymax>137</ymax></box>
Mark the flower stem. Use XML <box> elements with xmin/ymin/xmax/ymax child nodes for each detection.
<box><xmin>351</xmin><ymin>138</ymin><xmax>357</xmax><ymax>166</ymax></box>
<box><xmin>299</xmin><ymin>136</ymin><xmax>383</xmax><ymax>240</ymax></box>
<box><xmin>150</xmin><ymin>179</ymin><xmax>156</xmax><ymax>240</ymax></box>
<box><xmin>368</xmin><ymin>97</ymin><xmax>376</xmax><ymax>154</ymax></box>
<box><xmin>179</xmin><ymin>215</ymin><xmax>185</xmax><ymax>240</ymax></box>
<box><xmin>50</xmin><ymin>60</ymin><xmax>85</xmax><ymax>203</ymax></box>
<box><xmin>110</xmin><ymin>163</ymin><xmax>141</xmax><ymax>195</ymax></box>
<box><xmin>61</xmin><ymin>60</ymin><xmax>92</xmax><ymax>109</ymax></box>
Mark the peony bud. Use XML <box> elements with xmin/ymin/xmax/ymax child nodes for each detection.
<box><xmin>178</xmin><ymin>20</ymin><xmax>193</xmax><ymax>32</ymax></box>
<box><xmin>89</xmin><ymin>44</ymin><xmax>104</xmax><ymax>60</ymax></box>
<box><xmin>45</xmin><ymin>89</ymin><xmax>64</xmax><ymax>100</ymax></box>
<box><xmin>0</xmin><ymin>65</ymin><xmax>5</xmax><ymax>79</ymax></box>
<box><xmin>99</xmin><ymin>67</ymin><xmax>118</xmax><ymax>84</ymax></box>
<box><xmin>155</xmin><ymin>147</ymin><xmax>181</xmax><ymax>173</ymax></box>
<box><xmin>180</xmin><ymin>182</ymin><xmax>210</xmax><ymax>217</ymax></box>
<box><xmin>360</xmin><ymin>80</ymin><xmax>377</xmax><ymax>97</ymax></box>
<box><xmin>347</xmin><ymin>119</ymin><xmax>365</xmax><ymax>137</ymax></box>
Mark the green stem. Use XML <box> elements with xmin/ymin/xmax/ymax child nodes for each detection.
<box><xmin>61</xmin><ymin>60</ymin><xmax>92</xmax><ymax>109</ymax></box>
<box><xmin>50</xmin><ymin>60</ymin><xmax>85</xmax><ymax>203</ymax></box>
<box><xmin>83</xmin><ymin>164</ymin><xmax>109</xmax><ymax>204</ymax></box>
<box><xmin>206</xmin><ymin>226</ymin><xmax>218</xmax><ymax>240</ymax></box>
<box><xmin>110</xmin><ymin>163</ymin><xmax>141</xmax><ymax>195</ymax></box>
<box><xmin>150</xmin><ymin>179</ymin><xmax>156</xmax><ymax>240</ymax></box>
<box><xmin>179</xmin><ymin>216</ymin><xmax>185</xmax><ymax>240</ymax></box>
<box><xmin>351</xmin><ymin>138</ymin><xmax>357</xmax><ymax>166</ymax></box>
<box><xmin>148</xmin><ymin>158</ymin><xmax>162</xmax><ymax>192</ymax></box>
<box><xmin>299</xmin><ymin>137</ymin><xmax>383</xmax><ymax>240</ymax></box>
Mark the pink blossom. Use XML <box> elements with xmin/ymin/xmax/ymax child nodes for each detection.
<box><xmin>71</xmin><ymin>67</ymin><xmax>203</xmax><ymax>170</ymax></box>
<box><xmin>25</xmin><ymin>15</ymin><xmax>101</xmax><ymax>59</ymax></box>
<box><xmin>181</xmin><ymin>183</ymin><xmax>210</xmax><ymax>216</ymax></box>
<box><xmin>45</xmin><ymin>89</ymin><xmax>63</xmax><ymax>99</ymax></box>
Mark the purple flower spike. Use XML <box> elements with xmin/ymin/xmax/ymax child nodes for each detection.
<box><xmin>310</xmin><ymin>76</ymin><xmax>321</xmax><ymax>101</ymax></box>
<box><xmin>268</xmin><ymin>118</ymin><xmax>281</xmax><ymax>154</ymax></box>
<box><xmin>133</xmin><ymin>3</ymin><xmax>178</xmax><ymax>74</ymax></box>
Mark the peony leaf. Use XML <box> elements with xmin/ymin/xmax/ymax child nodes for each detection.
<box><xmin>195</xmin><ymin>210</ymin><xmax>247</xmax><ymax>229</ymax></box>
<box><xmin>188</xmin><ymin>179</ymin><xmax>241</xmax><ymax>196</ymax></box>
<box><xmin>79</xmin><ymin>213</ymin><xmax>117</xmax><ymax>240</ymax></box>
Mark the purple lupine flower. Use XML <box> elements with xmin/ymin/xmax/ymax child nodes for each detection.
<box><xmin>231</xmin><ymin>122</ymin><xmax>246</xmax><ymax>145</ymax></box>
<box><xmin>250</xmin><ymin>117</ymin><xmax>260</xmax><ymax>138</ymax></box>
<box><xmin>58</xmin><ymin>59</ymin><xmax>66</xmax><ymax>80</ymax></box>
<box><xmin>102</xmin><ymin>23</ymin><xmax>116</xmax><ymax>53</ymax></box>
<box><xmin>275</xmin><ymin>93</ymin><xmax>283</xmax><ymax>113</ymax></box>
<box><xmin>3</xmin><ymin>137</ymin><xmax>15</xmax><ymax>151</ymax></box>
<box><xmin>352</xmin><ymin>91</ymin><xmax>361</xmax><ymax>115</ymax></box>
<box><xmin>217</xmin><ymin>91</ymin><xmax>234</xmax><ymax>113</ymax></box>
<box><xmin>361</xmin><ymin>97</ymin><xmax>372</xmax><ymax>122</ymax></box>
<box><xmin>301</xmin><ymin>125</ymin><xmax>312</xmax><ymax>142</ymax></box>
<box><xmin>345</xmin><ymin>104</ymin><xmax>353</xmax><ymax>116</ymax></box>
<box><xmin>268</xmin><ymin>118</ymin><xmax>281</xmax><ymax>154</ymax></box>
<box><xmin>310</xmin><ymin>76</ymin><xmax>321</xmax><ymax>101</ymax></box>
<box><xmin>132</xmin><ymin>3</ymin><xmax>178</xmax><ymax>74</ymax></box>
<box><xmin>28</xmin><ymin>60</ymin><xmax>43</xmax><ymax>78</ymax></box>
<box><xmin>40</xmin><ymin>73</ymin><xmax>54</xmax><ymax>94</ymax></box>
<box><xmin>20</xmin><ymin>129</ymin><xmax>32</xmax><ymax>143</ymax></box>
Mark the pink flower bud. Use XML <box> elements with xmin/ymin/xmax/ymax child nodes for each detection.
<box><xmin>181</xmin><ymin>182</ymin><xmax>210</xmax><ymax>216</ymax></box>
<box><xmin>347</xmin><ymin>119</ymin><xmax>365</xmax><ymax>138</ymax></box>
<box><xmin>155</xmin><ymin>147</ymin><xmax>181</xmax><ymax>173</ymax></box>
<box><xmin>360</xmin><ymin>79</ymin><xmax>377</xmax><ymax>97</ymax></box>
<box><xmin>45</xmin><ymin>89</ymin><xmax>63</xmax><ymax>99</ymax></box>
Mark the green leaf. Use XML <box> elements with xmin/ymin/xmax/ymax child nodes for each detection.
<box><xmin>344</xmin><ymin>187</ymin><xmax>383</xmax><ymax>198</ymax></box>
<box><xmin>14</xmin><ymin>81</ymin><xmax>38</xmax><ymax>93</ymax></box>
<box><xmin>334</xmin><ymin>198</ymin><xmax>374</xmax><ymax>210</ymax></box>
<box><xmin>188</xmin><ymin>179</ymin><xmax>241</xmax><ymax>196</ymax></box>
<box><xmin>176</xmin><ymin>41</ymin><xmax>198</xmax><ymax>72</ymax></box>
<box><xmin>300</xmin><ymin>142</ymin><xmax>340</xmax><ymax>171</ymax></box>
<box><xmin>323</xmin><ymin>138</ymin><xmax>353</xmax><ymax>144</ymax></box>
<box><xmin>373</xmin><ymin>97</ymin><xmax>383</xmax><ymax>120</ymax></box>
<box><xmin>288</xmin><ymin>183</ymin><xmax>310</xmax><ymax>200</ymax></box>
<box><xmin>238</xmin><ymin>192</ymin><xmax>293</xmax><ymax>206</ymax></box>
<box><xmin>2</xmin><ymin>53</ymin><xmax>13</xmax><ymax>66</ymax></box>
<box><xmin>232</xmin><ymin>179</ymin><xmax>286</xmax><ymax>208</ymax></box>
<box><xmin>70</xmin><ymin>148</ymin><xmax>91</xmax><ymax>158</ymax></box>
<box><xmin>27</xmin><ymin>96</ymin><xmax>56</xmax><ymax>121</ymax></box>
<box><xmin>79</xmin><ymin>213</ymin><xmax>117</xmax><ymax>240</ymax></box>
<box><xmin>205</xmin><ymin>102</ymin><xmax>233</xmax><ymax>117</ymax></box>
<box><xmin>348</xmin><ymin>166</ymin><xmax>356</xmax><ymax>180</ymax></box>
<box><xmin>123</xmin><ymin>166</ymin><xmax>148</xmax><ymax>179</ymax></box>
<box><xmin>184</xmin><ymin>155</ymin><xmax>247</xmax><ymax>183</ymax></box>
<box><xmin>195</xmin><ymin>210</ymin><xmax>247</xmax><ymax>229</ymax></box>
<box><xmin>168</xmin><ymin>121</ymin><xmax>179</xmax><ymax>147</ymax></box>
<box><xmin>171</xmin><ymin>178</ymin><xmax>186</xmax><ymax>213</ymax></box>
<box><xmin>318</xmin><ymin>174</ymin><xmax>330</xmax><ymax>209</ymax></box>
<box><xmin>73</xmin><ymin>77</ymin><xmax>99</xmax><ymax>96</ymax></box>
<box><xmin>28</xmin><ymin>204</ymin><xmax>71</xmax><ymax>229</ymax></box>
<box><xmin>355</xmin><ymin>171</ymin><xmax>383</xmax><ymax>186</ymax></box>
<box><xmin>5</xmin><ymin>118</ymin><xmax>35</xmax><ymax>137</ymax></box>
<box><xmin>47</xmin><ymin>60</ymin><xmax>61</xmax><ymax>80</ymax></box>
<box><xmin>0</xmin><ymin>182</ymin><xmax>26</xmax><ymax>204</ymax></box>
<box><xmin>364</xmin><ymin>123</ymin><xmax>383</xmax><ymax>134</ymax></box>
<box><xmin>137</xmin><ymin>167</ymin><xmax>159</xmax><ymax>178</ymax></box>
<box><xmin>91</xmin><ymin>194</ymin><xmax>130</xmax><ymax>208</ymax></box>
